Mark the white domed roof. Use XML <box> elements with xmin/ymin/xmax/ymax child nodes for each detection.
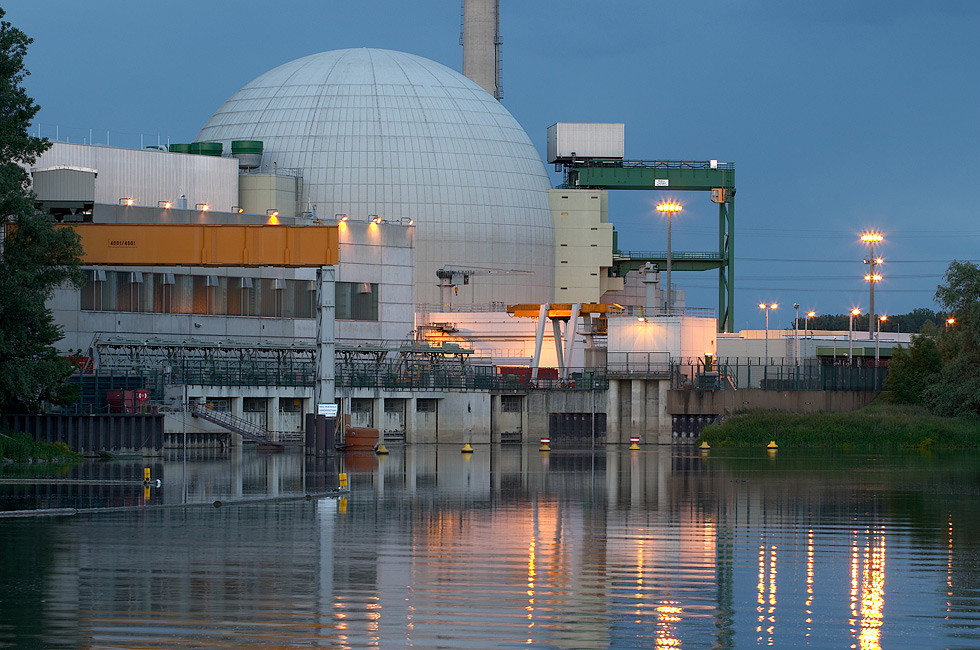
<box><xmin>197</xmin><ymin>48</ymin><xmax>554</xmax><ymax>306</ymax></box>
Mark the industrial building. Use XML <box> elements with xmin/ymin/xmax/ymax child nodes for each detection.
<box><xmin>31</xmin><ymin>1</ymin><xmax>880</xmax><ymax>450</ymax></box>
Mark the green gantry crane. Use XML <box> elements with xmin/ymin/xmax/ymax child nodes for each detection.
<box><xmin>563</xmin><ymin>159</ymin><xmax>736</xmax><ymax>333</ymax></box>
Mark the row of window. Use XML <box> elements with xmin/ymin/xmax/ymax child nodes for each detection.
<box><xmin>80</xmin><ymin>271</ymin><xmax>378</xmax><ymax>320</ymax></box>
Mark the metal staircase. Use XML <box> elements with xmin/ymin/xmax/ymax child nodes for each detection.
<box><xmin>190</xmin><ymin>404</ymin><xmax>284</xmax><ymax>448</ymax></box>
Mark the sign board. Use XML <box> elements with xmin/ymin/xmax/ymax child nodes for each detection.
<box><xmin>317</xmin><ymin>403</ymin><xmax>338</xmax><ymax>417</ymax></box>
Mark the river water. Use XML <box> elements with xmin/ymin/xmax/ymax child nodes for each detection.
<box><xmin>1</xmin><ymin>444</ymin><xmax>978</xmax><ymax>649</ymax></box>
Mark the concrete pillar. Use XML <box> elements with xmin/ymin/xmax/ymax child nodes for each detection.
<box><xmin>230</xmin><ymin>396</ymin><xmax>244</xmax><ymax>448</ymax></box>
<box><xmin>630</xmin><ymin>379</ymin><xmax>645</xmax><ymax>440</ymax></box>
<box><xmin>607</xmin><ymin>379</ymin><xmax>621</xmax><ymax>444</ymax></box>
<box><xmin>405</xmin><ymin>397</ymin><xmax>417</xmax><ymax>444</ymax></box>
<box><xmin>268</xmin><ymin>397</ymin><xmax>280</xmax><ymax>442</ymax></box>
<box><xmin>373</xmin><ymin>398</ymin><xmax>385</xmax><ymax>443</ymax></box>
<box><xmin>658</xmin><ymin>379</ymin><xmax>672</xmax><ymax>444</ymax></box>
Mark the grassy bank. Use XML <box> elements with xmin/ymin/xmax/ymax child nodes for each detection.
<box><xmin>0</xmin><ymin>429</ymin><xmax>82</xmax><ymax>463</ymax></box>
<box><xmin>697</xmin><ymin>401</ymin><xmax>980</xmax><ymax>450</ymax></box>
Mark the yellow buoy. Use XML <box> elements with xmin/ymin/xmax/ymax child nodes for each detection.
<box><xmin>461</xmin><ymin>443</ymin><xmax>474</xmax><ymax>453</ymax></box>
<box><xmin>376</xmin><ymin>443</ymin><xmax>389</xmax><ymax>455</ymax></box>
<box><xmin>699</xmin><ymin>441</ymin><xmax>710</xmax><ymax>449</ymax></box>
<box><xmin>767</xmin><ymin>440</ymin><xmax>778</xmax><ymax>449</ymax></box>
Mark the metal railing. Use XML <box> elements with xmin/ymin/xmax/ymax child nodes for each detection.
<box><xmin>669</xmin><ymin>357</ymin><xmax>887</xmax><ymax>392</ymax></box>
<box><xmin>336</xmin><ymin>362</ymin><xmax>607</xmax><ymax>392</ymax></box>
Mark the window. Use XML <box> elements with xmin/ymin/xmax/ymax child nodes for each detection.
<box><xmin>206</xmin><ymin>398</ymin><xmax>231</xmax><ymax>412</ymax></box>
<box><xmin>351</xmin><ymin>398</ymin><xmax>373</xmax><ymax>414</ymax></box>
<box><xmin>243</xmin><ymin>398</ymin><xmax>266</xmax><ymax>413</ymax></box>
<box><xmin>336</xmin><ymin>282</ymin><xmax>379</xmax><ymax>320</ymax></box>
<box><xmin>501</xmin><ymin>395</ymin><xmax>522</xmax><ymax>413</ymax></box>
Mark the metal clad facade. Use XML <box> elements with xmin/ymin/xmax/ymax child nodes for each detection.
<box><xmin>547</xmin><ymin>123</ymin><xmax>625</xmax><ymax>164</ymax></box>
<box><xmin>32</xmin><ymin>168</ymin><xmax>96</xmax><ymax>202</ymax></box>
<box><xmin>34</xmin><ymin>143</ymin><xmax>239</xmax><ymax>212</ymax></box>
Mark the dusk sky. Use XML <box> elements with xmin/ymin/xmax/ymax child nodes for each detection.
<box><xmin>11</xmin><ymin>1</ymin><xmax>979</xmax><ymax>330</ymax></box>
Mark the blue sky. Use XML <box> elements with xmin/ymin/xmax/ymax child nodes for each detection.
<box><xmin>11</xmin><ymin>1</ymin><xmax>979</xmax><ymax>329</ymax></box>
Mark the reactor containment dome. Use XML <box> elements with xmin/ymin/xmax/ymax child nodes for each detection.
<box><xmin>197</xmin><ymin>48</ymin><xmax>555</xmax><ymax>306</ymax></box>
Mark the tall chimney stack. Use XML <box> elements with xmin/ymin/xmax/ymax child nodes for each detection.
<box><xmin>461</xmin><ymin>0</ymin><xmax>501</xmax><ymax>100</ymax></box>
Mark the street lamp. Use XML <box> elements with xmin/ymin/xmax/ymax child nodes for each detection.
<box><xmin>804</xmin><ymin>310</ymin><xmax>816</xmax><ymax>359</ymax></box>
<box><xmin>656</xmin><ymin>201</ymin><xmax>682</xmax><ymax>314</ymax></box>
<box><xmin>793</xmin><ymin>303</ymin><xmax>800</xmax><ymax>364</ymax></box>
<box><xmin>875</xmin><ymin>315</ymin><xmax>887</xmax><ymax>366</ymax></box>
<box><xmin>861</xmin><ymin>231</ymin><xmax>884</xmax><ymax>338</ymax></box>
<box><xmin>759</xmin><ymin>302</ymin><xmax>778</xmax><ymax>370</ymax></box>
<box><xmin>849</xmin><ymin>308</ymin><xmax>861</xmax><ymax>365</ymax></box>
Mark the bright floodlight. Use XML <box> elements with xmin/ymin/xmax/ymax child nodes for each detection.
<box><xmin>861</xmin><ymin>231</ymin><xmax>883</xmax><ymax>243</ymax></box>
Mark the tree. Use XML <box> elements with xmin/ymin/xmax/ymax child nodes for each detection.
<box><xmin>0</xmin><ymin>10</ymin><xmax>83</xmax><ymax>414</ymax></box>
<box><xmin>919</xmin><ymin>261</ymin><xmax>980</xmax><ymax>417</ymax></box>
<box><xmin>883</xmin><ymin>328</ymin><xmax>941</xmax><ymax>405</ymax></box>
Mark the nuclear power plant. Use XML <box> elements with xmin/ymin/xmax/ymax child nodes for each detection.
<box><xmin>32</xmin><ymin>0</ymin><xmax>880</xmax><ymax>454</ymax></box>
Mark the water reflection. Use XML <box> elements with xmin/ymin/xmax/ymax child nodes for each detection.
<box><xmin>0</xmin><ymin>446</ymin><xmax>978</xmax><ymax>648</ymax></box>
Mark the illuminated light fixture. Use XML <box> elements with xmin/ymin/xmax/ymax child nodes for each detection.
<box><xmin>119</xmin><ymin>197</ymin><xmax>134</xmax><ymax>206</ymax></box>
<box><xmin>656</xmin><ymin>201</ymin><xmax>683</xmax><ymax>313</ymax></box>
<box><xmin>267</xmin><ymin>209</ymin><xmax>279</xmax><ymax>217</ymax></box>
<box><xmin>759</xmin><ymin>302</ymin><xmax>778</xmax><ymax>370</ymax></box>
<box><xmin>196</xmin><ymin>203</ymin><xmax>209</xmax><ymax>212</ymax></box>
<box><xmin>158</xmin><ymin>200</ymin><xmax>172</xmax><ymax>209</ymax></box>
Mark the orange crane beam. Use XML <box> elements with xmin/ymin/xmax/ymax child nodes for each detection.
<box><xmin>60</xmin><ymin>223</ymin><xmax>339</xmax><ymax>267</ymax></box>
<box><xmin>507</xmin><ymin>303</ymin><xmax>623</xmax><ymax>318</ymax></box>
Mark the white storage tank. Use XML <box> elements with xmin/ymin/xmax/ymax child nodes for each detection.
<box><xmin>547</xmin><ymin>123</ymin><xmax>625</xmax><ymax>164</ymax></box>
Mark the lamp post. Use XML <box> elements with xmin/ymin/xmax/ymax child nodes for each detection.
<box><xmin>875</xmin><ymin>315</ymin><xmax>887</xmax><ymax>366</ymax></box>
<box><xmin>656</xmin><ymin>202</ymin><xmax>682</xmax><ymax>314</ymax></box>
<box><xmin>759</xmin><ymin>302</ymin><xmax>778</xmax><ymax>373</ymax></box>
<box><xmin>805</xmin><ymin>310</ymin><xmax>816</xmax><ymax>357</ymax></box>
<box><xmin>849</xmin><ymin>308</ymin><xmax>861</xmax><ymax>365</ymax></box>
<box><xmin>793</xmin><ymin>303</ymin><xmax>800</xmax><ymax>364</ymax></box>
<box><xmin>861</xmin><ymin>231</ymin><xmax>884</xmax><ymax>338</ymax></box>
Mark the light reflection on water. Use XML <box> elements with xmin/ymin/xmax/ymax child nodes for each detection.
<box><xmin>1</xmin><ymin>445</ymin><xmax>979</xmax><ymax>648</ymax></box>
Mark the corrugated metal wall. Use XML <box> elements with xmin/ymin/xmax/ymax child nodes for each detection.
<box><xmin>34</xmin><ymin>142</ymin><xmax>239</xmax><ymax>212</ymax></box>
